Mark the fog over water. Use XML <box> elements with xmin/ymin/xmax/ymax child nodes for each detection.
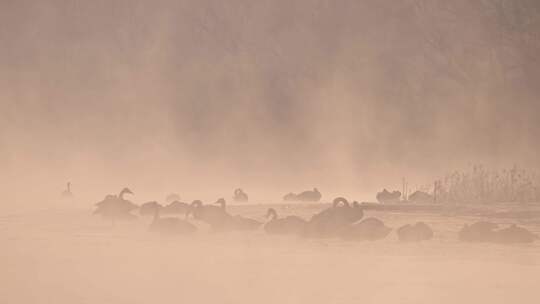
<box><xmin>1</xmin><ymin>2</ymin><xmax>540</xmax><ymax>303</ymax></box>
<box><xmin>2</xmin><ymin>1</ymin><xmax>540</xmax><ymax>207</ymax></box>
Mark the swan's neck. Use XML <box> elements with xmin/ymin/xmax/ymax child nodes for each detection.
<box><xmin>333</xmin><ymin>198</ymin><xmax>350</xmax><ymax>208</ymax></box>
<box><xmin>267</xmin><ymin>209</ymin><xmax>278</xmax><ymax>221</ymax></box>
<box><xmin>67</xmin><ymin>183</ymin><xmax>71</xmax><ymax>192</ymax></box>
<box><xmin>119</xmin><ymin>189</ymin><xmax>127</xmax><ymax>200</ymax></box>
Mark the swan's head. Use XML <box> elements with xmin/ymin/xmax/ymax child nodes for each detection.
<box><xmin>332</xmin><ymin>197</ymin><xmax>349</xmax><ymax>208</ymax></box>
<box><xmin>313</xmin><ymin>188</ymin><xmax>319</xmax><ymax>193</ymax></box>
<box><xmin>215</xmin><ymin>198</ymin><xmax>226</xmax><ymax>209</ymax></box>
<box><xmin>266</xmin><ymin>208</ymin><xmax>277</xmax><ymax>219</ymax></box>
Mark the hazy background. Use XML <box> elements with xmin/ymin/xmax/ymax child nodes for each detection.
<box><xmin>1</xmin><ymin>0</ymin><xmax>540</xmax><ymax>208</ymax></box>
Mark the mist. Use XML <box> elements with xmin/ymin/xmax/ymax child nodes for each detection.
<box><xmin>2</xmin><ymin>0</ymin><xmax>540</xmax><ymax>208</ymax></box>
<box><xmin>2</xmin><ymin>2</ymin><xmax>540</xmax><ymax>304</ymax></box>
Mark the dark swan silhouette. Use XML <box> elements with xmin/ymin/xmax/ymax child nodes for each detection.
<box><xmin>162</xmin><ymin>200</ymin><xmax>191</xmax><ymax>215</ymax></box>
<box><xmin>215</xmin><ymin>198</ymin><xmax>262</xmax><ymax>231</ymax></box>
<box><xmin>397</xmin><ymin>222</ymin><xmax>434</xmax><ymax>242</ymax></box>
<box><xmin>376</xmin><ymin>189</ymin><xmax>401</xmax><ymax>204</ymax></box>
<box><xmin>264</xmin><ymin>208</ymin><xmax>306</xmax><ymax>235</ymax></box>
<box><xmin>460</xmin><ymin>222</ymin><xmax>538</xmax><ymax>243</ymax></box>
<box><xmin>283</xmin><ymin>188</ymin><xmax>322</xmax><ymax>202</ymax></box>
<box><xmin>233</xmin><ymin>188</ymin><xmax>249</xmax><ymax>202</ymax></box>
<box><xmin>341</xmin><ymin>217</ymin><xmax>392</xmax><ymax>241</ymax></box>
<box><xmin>149</xmin><ymin>206</ymin><xmax>197</xmax><ymax>235</ymax></box>
<box><xmin>62</xmin><ymin>182</ymin><xmax>73</xmax><ymax>198</ymax></box>
<box><xmin>93</xmin><ymin>188</ymin><xmax>138</xmax><ymax>222</ymax></box>
<box><xmin>459</xmin><ymin>221</ymin><xmax>499</xmax><ymax>242</ymax></box>
<box><xmin>187</xmin><ymin>199</ymin><xmax>232</xmax><ymax>230</ymax></box>
<box><xmin>491</xmin><ymin>224</ymin><xmax>538</xmax><ymax>244</ymax></box>
<box><xmin>140</xmin><ymin>201</ymin><xmax>163</xmax><ymax>216</ymax></box>
<box><xmin>303</xmin><ymin>197</ymin><xmax>364</xmax><ymax>238</ymax></box>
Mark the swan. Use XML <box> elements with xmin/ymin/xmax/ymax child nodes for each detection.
<box><xmin>309</xmin><ymin>197</ymin><xmax>363</xmax><ymax>223</ymax></box>
<box><xmin>93</xmin><ymin>188</ymin><xmax>138</xmax><ymax>222</ymax></box>
<box><xmin>283</xmin><ymin>188</ymin><xmax>322</xmax><ymax>202</ymax></box>
<box><xmin>397</xmin><ymin>222</ymin><xmax>434</xmax><ymax>242</ymax></box>
<box><xmin>149</xmin><ymin>206</ymin><xmax>197</xmax><ymax>235</ymax></box>
<box><xmin>376</xmin><ymin>189</ymin><xmax>401</xmax><ymax>204</ymax></box>
<box><xmin>341</xmin><ymin>217</ymin><xmax>392</xmax><ymax>241</ymax></box>
<box><xmin>233</xmin><ymin>188</ymin><xmax>249</xmax><ymax>202</ymax></box>
<box><xmin>215</xmin><ymin>198</ymin><xmax>262</xmax><ymax>231</ymax></box>
<box><xmin>62</xmin><ymin>182</ymin><xmax>73</xmax><ymax>198</ymax></box>
<box><xmin>297</xmin><ymin>188</ymin><xmax>322</xmax><ymax>202</ymax></box>
<box><xmin>303</xmin><ymin>197</ymin><xmax>363</xmax><ymax>238</ymax></box>
<box><xmin>264</xmin><ymin>208</ymin><xmax>306</xmax><ymax>235</ymax></box>
<box><xmin>491</xmin><ymin>224</ymin><xmax>538</xmax><ymax>244</ymax></box>
<box><xmin>162</xmin><ymin>200</ymin><xmax>190</xmax><ymax>215</ymax></box>
<box><xmin>140</xmin><ymin>201</ymin><xmax>163</xmax><ymax>216</ymax></box>
<box><xmin>459</xmin><ymin>221</ymin><xmax>498</xmax><ymax>242</ymax></box>
<box><xmin>187</xmin><ymin>200</ymin><xmax>232</xmax><ymax>230</ymax></box>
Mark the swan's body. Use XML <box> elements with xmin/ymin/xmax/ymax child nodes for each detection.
<box><xmin>93</xmin><ymin>188</ymin><xmax>138</xmax><ymax>221</ymax></box>
<box><xmin>303</xmin><ymin>197</ymin><xmax>363</xmax><ymax>238</ymax></box>
<box><xmin>162</xmin><ymin>200</ymin><xmax>190</xmax><ymax>215</ymax></box>
<box><xmin>397</xmin><ymin>222</ymin><xmax>433</xmax><ymax>242</ymax></box>
<box><xmin>231</xmin><ymin>215</ymin><xmax>262</xmax><ymax>230</ymax></box>
<box><xmin>214</xmin><ymin>198</ymin><xmax>261</xmax><ymax>231</ymax></box>
<box><xmin>188</xmin><ymin>200</ymin><xmax>232</xmax><ymax>230</ymax></box>
<box><xmin>459</xmin><ymin>222</ymin><xmax>537</xmax><ymax>243</ymax></box>
<box><xmin>459</xmin><ymin>221</ymin><xmax>498</xmax><ymax>242</ymax></box>
<box><xmin>491</xmin><ymin>224</ymin><xmax>537</xmax><ymax>244</ymax></box>
<box><xmin>376</xmin><ymin>189</ymin><xmax>401</xmax><ymax>204</ymax></box>
<box><xmin>149</xmin><ymin>207</ymin><xmax>197</xmax><ymax>235</ymax></box>
<box><xmin>341</xmin><ymin>217</ymin><xmax>392</xmax><ymax>241</ymax></box>
<box><xmin>283</xmin><ymin>188</ymin><xmax>322</xmax><ymax>202</ymax></box>
<box><xmin>264</xmin><ymin>208</ymin><xmax>306</xmax><ymax>235</ymax></box>
<box><xmin>140</xmin><ymin>201</ymin><xmax>162</xmax><ymax>216</ymax></box>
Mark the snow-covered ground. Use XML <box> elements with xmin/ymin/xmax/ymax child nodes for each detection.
<box><xmin>2</xmin><ymin>204</ymin><xmax>539</xmax><ymax>304</ymax></box>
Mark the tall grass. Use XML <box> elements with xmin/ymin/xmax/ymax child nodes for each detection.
<box><xmin>434</xmin><ymin>165</ymin><xmax>540</xmax><ymax>204</ymax></box>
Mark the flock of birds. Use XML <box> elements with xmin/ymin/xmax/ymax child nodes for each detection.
<box><xmin>89</xmin><ymin>187</ymin><xmax>539</xmax><ymax>244</ymax></box>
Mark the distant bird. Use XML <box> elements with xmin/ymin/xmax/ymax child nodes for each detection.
<box><xmin>309</xmin><ymin>197</ymin><xmax>363</xmax><ymax>224</ymax></box>
<box><xmin>376</xmin><ymin>189</ymin><xmax>401</xmax><ymax>204</ymax></box>
<box><xmin>397</xmin><ymin>222</ymin><xmax>434</xmax><ymax>242</ymax></box>
<box><xmin>149</xmin><ymin>206</ymin><xmax>197</xmax><ymax>235</ymax></box>
<box><xmin>233</xmin><ymin>188</ymin><xmax>249</xmax><ymax>202</ymax></box>
<box><xmin>93</xmin><ymin>188</ymin><xmax>138</xmax><ymax>223</ymax></box>
<box><xmin>187</xmin><ymin>200</ymin><xmax>232</xmax><ymax>230</ymax></box>
<box><xmin>341</xmin><ymin>217</ymin><xmax>392</xmax><ymax>241</ymax></box>
<box><xmin>283</xmin><ymin>188</ymin><xmax>322</xmax><ymax>202</ymax></box>
<box><xmin>215</xmin><ymin>198</ymin><xmax>262</xmax><ymax>231</ymax></box>
<box><xmin>459</xmin><ymin>221</ymin><xmax>498</xmax><ymax>242</ymax></box>
<box><xmin>62</xmin><ymin>182</ymin><xmax>73</xmax><ymax>198</ymax></box>
<box><xmin>264</xmin><ymin>208</ymin><xmax>306</xmax><ymax>235</ymax></box>
<box><xmin>162</xmin><ymin>200</ymin><xmax>191</xmax><ymax>215</ymax></box>
<box><xmin>407</xmin><ymin>191</ymin><xmax>434</xmax><ymax>204</ymax></box>
<box><xmin>303</xmin><ymin>197</ymin><xmax>364</xmax><ymax>238</ymax></box>
<box><xmin>140</xmin><ymin>201</ymin><xmax>163</xmax><ymax>216</ymax></box>
<box><xmin>491</xmin><ymin>224</ymin><xmax>538</xmax><ymax>244</ymax></box>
